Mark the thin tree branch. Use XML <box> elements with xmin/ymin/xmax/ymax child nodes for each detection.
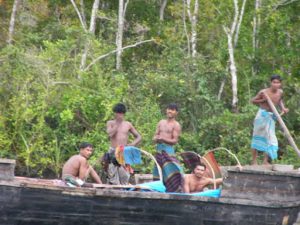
<box><xmin>70</xmin><ymin>0</ymin><xmax>87</xmax><ymax>32</ymax></box>
<box><xmin>84</xmin><ymin>39</ymin><xmax>154</xmax><ymax>71</ymax></box>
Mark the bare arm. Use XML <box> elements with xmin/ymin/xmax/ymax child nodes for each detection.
<box><xmin>207</xmin><ymin>177</ymin><xmax>223</xmax><ymax>186</ymax></box>
<box><xmin>78</xmin><ymin>158</ymin><xmax>89</xmax><ymax>180</ymax></box>
<box><xmin>152</xmin><ymin>121</ymin><xmax>161</xmax><ymax>143</ymax></box>
<box><xmin>159</xmin><ymin>122</ymin><xmax>181</xmax><ymax>145</ymax></box>
<box><xmin>251</xmin><ymin>91</ymin><xmax>266</xmax><ymax>105</ymax></box>
<box><xmin>183</xmin><ymin>176</ymin><xmax>191</xmax><ymax>193</ymax></box>
<box><xmin>89</xmin><ymin>167</ymin><xmax>102</xmax><ymax>184</ymax></box>
<box><xmin>106</xmin><ymin>120</ymin><xmax>119</xmax><ymax>138</ymax></box>
<box><xmin>279</xmin><ymin>93</ymin><xmax>289</xmax><ymax>114</ymax></box>
<box><xmin>128</xmin><ymin>123</ymin><xmax>142</xmax><ymax>146</ymax></box>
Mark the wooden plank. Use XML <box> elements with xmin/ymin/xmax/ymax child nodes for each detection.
<box><xmin>265</xmin><ymin>93</ymin><xmax>300</xmax><ymax>157</ymax></box>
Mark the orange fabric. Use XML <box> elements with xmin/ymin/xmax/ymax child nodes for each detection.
<box><xmin>115</xmin><ymin>146</ymin><xmax>134</xmax><ymax>174</ymax></box>
<box><xmin>115</xmin><ymin>145</ymin><xmax>125</xmax><ymax>165</ymax></box>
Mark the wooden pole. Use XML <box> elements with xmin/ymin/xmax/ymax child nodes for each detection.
<box><xmin>265</xmin><ymin>93</ymin><xmax>300</xmax><ymax>158</ymax></box>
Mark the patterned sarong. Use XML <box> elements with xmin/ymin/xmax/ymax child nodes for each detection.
<box><xmin>153</xmin><ymin>144</ymin><xmax>183</xmax><ymax>192</ymax></box>
<box><xmin>251</xmin><ymin>108</ymin><xmax>278</xmax><ymax>160</ymax></box>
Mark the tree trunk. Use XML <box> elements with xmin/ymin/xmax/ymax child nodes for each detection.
<box><xmin>234</xmin><ymin>0</ymin><xmax>247</xmax><ymax>47</ymax></box>
<box><xmin>186</xmin><ymin>0</ymin><xmax>199</xmax><ymax>58</ymax></box>
<box><xmin>80</xmin><ymin>0</ymin><xmax>87</xmax><ymax>28</ymax></box>
<box><xmin>252</xmin><ymin>0</ymin><xmax>261</xmax><ymax>76</ymax></box>
<box><xmin>223</xmin><ymin>0</ymin><xmax>247</xmax><ymax>112</ymax></box>
<box><xmin>80</xmin><ymin>0</ymin><xmax>100</xmax><ymax>72</ymax></box>
<box><xmin>160</xmin><ymin>0</ymin><xmax>168</xmax><ymax>21</ymax></box>
<box><xmin>116</xmin><ymin>0</ymin><xmax>129</xmax><ymax>70</ymax></box>
<box><xmin>224</xmin><ymin>27</ymin><xmax>238</xmax><ymax>111</ymax></box>
<box><xmin>7</xmin><ymin>0</ymin><xmax>21</xmax><ymax>45</ymax></box>
<box><xmin>182</xmin><ymin>0</ymin><xmax>191</xmax><ymax>56</ymax></box>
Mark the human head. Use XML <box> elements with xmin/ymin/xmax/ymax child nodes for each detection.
<box><xmin>192</xmin><ymin>163</ymin><xmax>206</xmax><ymax>178</ymax></box>
<box><xmin>270</xmin><ymin>74</ymin><xmax>282</xmax><ymax>90</ymax></box>
<box><xmin>166</xmin><ymin>103</ymin><xmax>179</xmax><ymax>119</ymax></box>
<box><xmin>79</xmin><ymin>142</ymin><xmax>93</xmax><ymax>159</ymax></box>
<box><xmin>113</xmin><ymin>103</ymin><xmax>127</xmax><ymax>114</ymax></box>
<box><xmin>113</xmin><ymin>103</ymin><xmax>126</xmax><ymax>120</ymax></box>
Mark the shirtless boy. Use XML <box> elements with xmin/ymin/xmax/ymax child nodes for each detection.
<box><xmin>62</xmin><ymin>142</ymin><xmax>102</xmax><ymax>187</ymax></box>
<box><xmin>105</xmin><ymin>103</ymin><xmax>141</xmax><ymax>184</ymax></box>
<box><xmin>183</xmin><ymin>164</ymin><xmax>223</xmax><ymax>193</ymax></box>
<box><xmin>152</xmin><ymin>103</ymin><xmax>183</xmax><ymax>192</ymax></box>
<box><xmin>153</xmin><ymin>103</ymin><xmax>181</xmax><ymax>153</ymax></box>
<box><xmin>251</xmin><ymin>75</ymin><xmax>289</xmax><ymax>165</ymax></box>
<box><xmin>107</xmin><ymin>103</ymin><xmax>141</xmax><ymax>148</ymax></box>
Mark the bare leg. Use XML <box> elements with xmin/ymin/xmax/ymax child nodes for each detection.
<box><xmin>262</xmin><ymin>153</ymin><xmax>271</xmax><ymax>165</ymax></box>
<box><xmin>251</xmin><ymin>149</ymin><xmax>258</xmax><ymax>165</ymax></box>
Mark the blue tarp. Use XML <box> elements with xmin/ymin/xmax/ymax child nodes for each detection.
<box><xmin>134</xmin><ymin>181</ymin><xmax>221</xmax><ymax>198</ymax></box>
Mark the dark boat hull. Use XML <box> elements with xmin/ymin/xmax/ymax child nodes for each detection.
<box><xmin>0</xmin><ymin>180</ymin><xmax>299</xmax><ymax>225</ymax></box>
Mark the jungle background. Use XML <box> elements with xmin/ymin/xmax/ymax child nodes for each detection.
<box><xmin>0</xmin><ymin>0</ymin><xmax>299</xmax><ymax>178</ymax></box>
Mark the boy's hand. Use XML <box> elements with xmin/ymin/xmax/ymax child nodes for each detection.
<box><xmin>282</xmin><ymin>108</ymin><xmax>289</xmax><ymax>114</ymax></box>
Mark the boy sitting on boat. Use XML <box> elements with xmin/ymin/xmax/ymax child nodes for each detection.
<box><xmin>62</xmin><ymin>142</ymin><xmax>102</xmax><ymax>187</ymax></box>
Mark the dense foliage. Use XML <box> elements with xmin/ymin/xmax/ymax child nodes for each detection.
<box><xmin>0</xmin><ymin>0</ymin><xmax>299</xmax><ymax>177</ymax></box>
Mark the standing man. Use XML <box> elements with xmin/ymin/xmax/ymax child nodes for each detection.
<box><xmin>62</xmin><ymin>142</ymin><xmax>102</xmax><ymax>187</ymax></box>
<box><xmin>104</xmin><ymin>103</ymin><xmax>142</xmax><ymax>184</ymax></box>
<box><xmin>251</xmin><ymin>75</ymin><xmax>289</xmax><ymax>165</ymax></box>
<box><xmin>153</xmin><ymin>103</ymin><xmax>183</xmax><ymax>192</ymax></box>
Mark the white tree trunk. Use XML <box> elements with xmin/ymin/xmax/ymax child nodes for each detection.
<box><xmin>234</xmin><ymin>0</ymin><xmax>247</xmax><ymax>47</ymax></box>
<box><xmin>70</xmin><ymin>0</ymin><xmax>87</xmax><ymax>32</ymax></box>
<box><xmin>116</xmin><ymin>0</ymin><xmax>129</xmax><ymax>70</ymax></box>
<box><xmin>252</xmin><ymin>0</ymin><xmax>261</xmax><ymax>76</ymax></box>
<box><xmin>80</xmin><ymin>0</ymin><xmax>87</xmax><ymax>28</ymax></box>
<box><xmin>160</xmin><ymin>0</ymin><xmax>168</xmax><ymax>21</ymax></box>
<box><xmin>182</xmin><ymin>0</ymin><xmax>191</xmax><ymax>56</ymax></box>
<box><xmin>80</xmin><ymin>0</ymin><xmax>100</xmax><ymax>72</ymax></box>
<box><xmin>224</xmin><ymin>27</ymin><xmax>238</xmax><ymax>111</ymax></box>
<box><xmin>186</xmin><ymin>0</ymin><xmax>199</xmax><ymax>58</ymax></box>
<box><xmin>223</xmin><ymin>0</ymin><xmax>247</xmax><ymax>111</ymax></box>
<box><xmin>7</xmin><ymin>0</ymin><xmax>21</xmax><ymax>45</ymax></box>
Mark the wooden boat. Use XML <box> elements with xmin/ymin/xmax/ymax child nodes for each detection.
<box><xmin>0</xmin><ymin>159</ymin><xmax>300</xmax><ymax>225</ymax></box>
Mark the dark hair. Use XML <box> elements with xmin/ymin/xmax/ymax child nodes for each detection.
<box><xmin>270</xmin><ymin>74</ymin><xmax>282</xmax><ymax>82</ymax></box>
<box><xmin>113</xmin><ymin>103</ymin><xmax>127</xmax><ymax>114</ymax></box>
<box><xmin>192</xmin><ymin>163</ymin><xmax>206</xmax><ymax>171</ymax></box>
<box><xmin>167</xmin><ymin>103</ymin><xmax>179</xmax><ymax>112</ymax></box>
<box><xmin>79</xmin><ymin>142</ymin><xmax>93</xmax><ymax>150</ymax></box>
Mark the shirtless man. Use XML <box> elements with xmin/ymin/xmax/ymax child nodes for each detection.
<box><xmin>62</xmin><ymin>142</ymin><xmax>102</xmax><ymax>187</ymax></box>
<box><xmin>152</xmin><ymin>103</ymin><xmax>183</xmax><ymax>192</ymax></box>
<box><xmin>107</xmin><ymin>103</ymin><xmax>141</xmax><ymax>148</ymax></box>
<box><xmin>153</xmin><ymin>103</ymin><xmax>181</xmax><ymax>153</ymax></box>
<box><xmin>183</xmin><ymin>163</ymin><xmax>223</xmax><ymax>193</ymax></box>
<box><xmin>251</xmin><ymin>75</ymin><xmax>289</xmax><ymax>165</ymax></box>
<box><xmin>104</xmin><ymin>103</ymin><xmax>141</xmax><ymax>184</ymax></box>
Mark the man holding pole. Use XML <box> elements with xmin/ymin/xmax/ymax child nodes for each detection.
<box><xmin>250</xmin><ymin>75</ymin><xmax>289</xmax><ymax>165</ymax></box>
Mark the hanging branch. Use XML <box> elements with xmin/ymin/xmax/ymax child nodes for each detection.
<box><xmin>84</xmin><ymin>39</ymin><xmax>154</xmax><ymax>71</ymax></box>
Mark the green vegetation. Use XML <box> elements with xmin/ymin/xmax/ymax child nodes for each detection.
<box><xmin>0</xmin><ymin>0</ymin><xmax>299</xmax><ymax>177</ymax></box>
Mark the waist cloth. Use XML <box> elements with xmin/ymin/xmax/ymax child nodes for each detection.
<box><xmin>153</xmin><ymin>143</ymin><xmax>183</xmax><ymax>192</ymax></box>
<box><xmin>251</xmin><ymin>108</ymin><xmax>278</xmax><ymax>160</ymax></box>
